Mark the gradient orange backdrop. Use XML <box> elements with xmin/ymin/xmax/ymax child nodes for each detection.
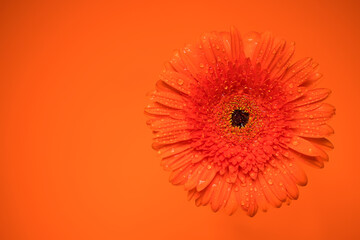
<box><xmin>1</xmin><ymin>0</ymin><xmax>360</xmax><ymax>239</ymax></box>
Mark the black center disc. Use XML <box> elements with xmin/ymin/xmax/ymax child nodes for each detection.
<box><xmin>231</xmin><ymin>109</ymin><xmax>249</xmax><ymax>128</ymax></box>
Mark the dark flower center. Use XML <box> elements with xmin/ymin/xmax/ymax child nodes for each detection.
<box><xmin>231</xmin><ymin>109</ymin><xmax>249</xmax><ymax>128</ymax></box>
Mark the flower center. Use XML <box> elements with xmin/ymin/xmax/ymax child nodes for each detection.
<box><xmin>231</xmin><ymin>109</ymin><xmax>249</xmax><ymax>128</ymax></box>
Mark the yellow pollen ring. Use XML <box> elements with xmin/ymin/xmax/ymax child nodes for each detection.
<box><xmin>214</xmin><ymin>95</ymin><xmax>263</xmax><ymax>141</ymax></box>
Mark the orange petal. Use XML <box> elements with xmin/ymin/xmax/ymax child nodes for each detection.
<box><xmin>233</xmin><ymin>179</ymin><xmax>249</xmax><ymax>212</ymax></box>
<box><xmin>145</xmin><ymin>102</ymin><xmax>185</xmax><ymax>119</ymax></box>
<box><xmin>210</xmin><ymin>176</ymin><xmax>231</xmax><ymax>212</ymax></box>
<box><xmin>307</xmin><ymin>137</ymin><xmax>334</xmax><ymax>151</ymax></box>
<box><xmin>292</xmin><ymin>124</ymin><xmax>334</xmax><ymax>138</ymax></box>
<box><xmin>268</xmin><ymin>41</ymin><xmax>295</xmax><ymax>79</ymax></box>
<box><xmin>219</xmin><ymin>31</ymin><xmax>232</xmax><ymax>57</ymax></box>
<box><xmin>293</xmin><ymin>102</ymin><xmax>323</xmax><ymax>112</ymax></box>
<box><xmin>160</xmin><ymin>147</ymin><xmax>191</xmax><ymax>169</ymax></box>
<box><xmin>199</xmin><ymin>32</ymin><xmax>230</xmax><ymax>66</ymax></box>
<box><xmin>153</xmin><ymin>129</ymin><xmax>191</xmax><ymax>145</ymax></box>
<box><xmin>258</xmin><ymin>173</ymin><xmax>282</xmax><ymax>208</ymax></box>
<box><xmin>185</xmin><ymin>163</ymin><xmax>205</xmax><ymax>190</ymax></box>
<box><xmin>313</xmin><ymin>103</ymin><xmax>336</xmax><ymax>114</ymax></box>
<box><xmin>246</xmin><ymin>179</ymin><xmax>258</xmax><ymax>217</ymax></box>
<box><xmin>187</xmin><ymin>188</ymin><xmax>198</xmax><ymax>201</ymax></box>
<box><xmin>282</xmin><ymin>57</ymin><xmax>317</xmax><ymax>86</ymax></box>
<box><xmin>301</xmin><ymin>71</ymin><xmax>323</xmax><ymax>87</ymax></box>
<box><xmin>282</xmin><ymin>158</ymin><xmax>308</xmax><ymax>186</ymax></box>
<box><xmin>224</xmin><ymin>188</ymin><xmax>239</xmax><ymax>215</ymax></box>
<box><xmin>168</xmin><ymin>49</ymin><xmax>192</xmax><ymax>77</ymax></box>
<box><xmin>303</xmin><ymin>138</ymin><xmax>329</xmax><ymax>161</ymax></box>
<box><xmin>199</xmin><ymin>174</ymin><xmax>220</xmax><ymax>206</ymax></box>
<box><xmin>276</xmin><ymin>166</ymin><xmax>299</xmax><ymax>200</ymax></box>
<box><xmin>262</xmin><ymin>166</ymin><xmax>287</xmax><ymax>202</ymax></box>
<box><xmin>150</xmin><ymin>90</ymin><xmax>186</xmax><ymax>110</ymax></box>
<box><xmin>252</xmin><ymin>31</ymin><xmax>274</xmax><ymax>66</ymax></box>
<box><xmin>230</xmin><ymin>26</ymin><xmax>246</xmax><ymax>62</ymax></box>
<box><xmin>149</xmin><ymin>117</ymin><xmax>188</xmax><ymax>130</ymax></box>
<box><xmin>160</xmin><ymin>70</ymin><xmax>193</xmax><ymax>95</ymax></box>
<box><xmin>169</xmin><ymin>164</ymin><xmax>193</xmax><ymax>185</ymax></box>
<box><xmin>162</xmin><ymin>152</ymin><xmax>192</xmax><ymax>171</ymax></box>
<box><xmin>247</xmin><ymin>199</ymin><xmax>258</xmax><ymax>217</ymax></box>
<box><xmin>288</xmin><ymin>136</ymin><xmax>326</xmax><ymax>157</ymax></box>
<box><xmin>243</xmin><ymin>31</ymin><xmax>261</xmax><ymax>59</ymax></box>
<box><xmin>157</xmin><ymin>143</ymin><xmax>190</xmax><ymax>159</ymax></box>
<box><xmin>254</xmin><ymin>180</ymin><xmax>269</xmax><ymax>212</ymax></box>
<box><xmin>265</xmin><ymin>38</ymin><xmax>286</xmax><ymax>74</ymax></box>
<box><xmin>195</xmin><ymin>194</ymin><xmax>203</xmax><ymax>207</ymax></box>
<box><xmin>292</xmin><ymin>103</ymin><xmax>335</xmax><ymax>120</ymax></box>
<box><xmin>196</xmin><ymin>166</ymin><xmax>217</xmax><ymax>191</ymax></box>
<box><xmin>179</xmin><ymin>45</ymin><xmax>207</xmax><ymax>78</ymax></box>
<box><xmin>288</xmin><ymin>150</ymin><xmax>325</xmax><ymax>169</ymax></box>
<box><xmin>291</xmin><ymin>88</ymin><xmax>331</xmax><ymax>108</ymax></box>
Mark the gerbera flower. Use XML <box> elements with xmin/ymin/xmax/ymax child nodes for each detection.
<box><xmin>145</xmin><ymin>27</ymin><xmax>335</xmax><ymax>216</ymax></box>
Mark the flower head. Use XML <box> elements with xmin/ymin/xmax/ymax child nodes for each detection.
<box><xmin>145</xmin><ymin>28</ymin><xmax>335</xmax><ymax>216</ymax></box>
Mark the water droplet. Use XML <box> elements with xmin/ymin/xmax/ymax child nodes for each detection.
<box><xmin>293</xmin><ymin>141</ymin><xmax>298</xmax><ymax>145</ymax></box>
<box><xmin>240</xmin><ymin>177</ymin><xmax>246</xmax><ymax>183</ymax></box>
<box><xmin>207</xmin><ymin>165</ymin><xmax>212</xmax><ymax>169</ymax></box>
<box><xmin>234</xmin><ymin>186</ymin><xmax>239</xmax><ymax>192</ymax></box>
<box><xmin>177</xmin><ymin>79</ymin><xmax>184</xmax><ymax>85</ymax></box>
<box><xmin>267</xmin><ymin>179</ymin><xmax>273</xmax><ymax>185</ymax></box>
<box><xmin>199</xmin><ymin>63</ymin><xmax>204</xmax><ymax>68</ymax></box>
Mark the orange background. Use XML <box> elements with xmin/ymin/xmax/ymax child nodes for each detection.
<box><xmin>0</xmin><ymin>0</ymin><xmax>359</xmax><ymax>239</ymax></box>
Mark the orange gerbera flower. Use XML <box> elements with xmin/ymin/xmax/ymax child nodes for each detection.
<box><xmin>145</xmin><ymin>27</ymin><xmax>335</xmax><ymax>216</ymax></box>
